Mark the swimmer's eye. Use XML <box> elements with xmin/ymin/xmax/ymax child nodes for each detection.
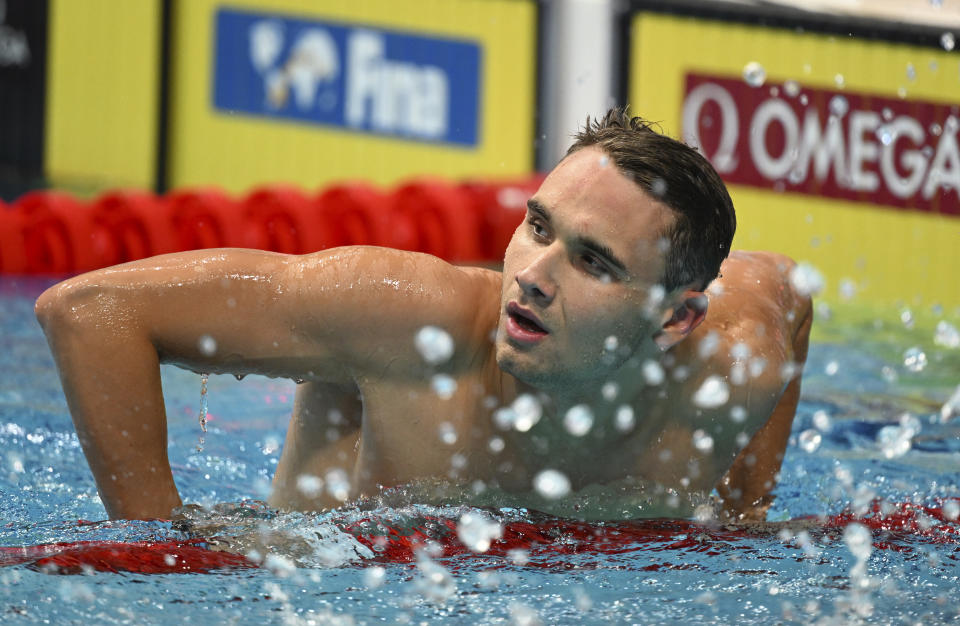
<box><xmin>527</xmin><ymin>218</ymin><xmax>549</xmax><ymax>240</ymax></box>
<box><xmin>579</xmin><ymin>254</ymin><xmax>612</xmax><ymax>280</ymax></box>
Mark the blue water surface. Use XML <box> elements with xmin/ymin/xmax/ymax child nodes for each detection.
<box><xmin>1</xmin><ymin>276</ymin><xmax>958</xmax><ymax>624</ymax></box>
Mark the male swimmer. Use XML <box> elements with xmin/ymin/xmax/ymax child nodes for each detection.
<box><xmin>35</xmin><ymin>109</ymin><xmax>811</xmax><ymax>522</ymax></box>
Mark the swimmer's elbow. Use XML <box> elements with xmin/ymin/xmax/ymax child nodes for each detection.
<box><xmin>35</xmin><ymin>282</ymin><xmax>71</xmax><ymax>333</ymax></box>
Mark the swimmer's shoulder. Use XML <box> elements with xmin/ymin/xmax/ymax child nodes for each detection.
<box><xmin>674</xmin><ymin>250</ymin><xmax>811</xmax><ymax>379</ymax></box>
<box><xmin>707</xmin><ymin>250</ymin><xmax>811</xmax><ymax>337</ymax></box>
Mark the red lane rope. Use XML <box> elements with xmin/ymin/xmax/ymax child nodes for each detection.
<box><xmin>0</xmin><ymin>177</ymin><xmax>545</xmax><ymax>275</ymax></box>
<box><xmin>3</xmin><ymin>498</ymin><xmax>957</xmax><ymax>575</ymax></box>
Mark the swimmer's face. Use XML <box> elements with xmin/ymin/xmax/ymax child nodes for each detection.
<box><xmin>496</xmin><ymin>146</ymin><xmax>677</xmax><ymax>390</ymax></box>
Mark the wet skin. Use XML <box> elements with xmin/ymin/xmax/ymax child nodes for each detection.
<box><xmin>35</xmin><ymin>147</ymin><xmax>812</xmax><ymax>521</ymax></box>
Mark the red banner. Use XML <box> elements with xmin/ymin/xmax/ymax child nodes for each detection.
<box><xmin>682</xmin><ymin>73</ymin><xmax>960</xmax><ymax>216</ymax></box>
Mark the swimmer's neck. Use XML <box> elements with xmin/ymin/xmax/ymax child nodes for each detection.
<box><xmin>506</xmin><ymin>349</ymin><xmax>666</xmax><ymax>464</ymax></box>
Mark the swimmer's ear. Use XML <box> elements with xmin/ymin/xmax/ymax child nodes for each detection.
<box><xmin>653</xmin><ymin>291</ymin><xmax>708</xmax><ymax>351</ymax></box>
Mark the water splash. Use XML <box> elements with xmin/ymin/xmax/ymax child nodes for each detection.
<box><xmin>533</xmin><ymin>469</ymin><xmax>570</xmax><ymax>499</ymax></box>
<box><xmin>934</xmin><ymin>320</ymin><xmax>959</xmax><ymax>348</ymax></box>
<box><xmin>563</xmin><ymin>405</ymin><xmax>594</xmax><ymax>437</ymax></box>
<box><xmin>902</xmin><ymin>347</ymin><xmax>928</xmax><ymax>372</ymax></box>
<box><xmin>789</xmin><ymin>262</ymin><xmax>825</xmax><ymax>296</ymax></box>
<box><xmin>692</xmin><ymin>375</ymin><xmax>730</xmax><ymax>409</ymax></box>
<box><xmin>798</xmin><ymin>429</ymin><xmax>822</xmax><ymax>453</ymax></box>
<box><xmin>196</xmin><ymin>373</ymin><xmax>209</xmax><ymax>452</ymax></box>
<box><xmin>742</xmin><ymin>61</ymin><xmax>766</xmax><ymax>87</ymax></box>
<box><xmin>415</xmin><ymin>325</ymin><xmax>454</xmax><ymax>365</ymax></box>
<box><xmin>456</xmin><ymin>510</ymin><xmax>503</xmax><ymax>552</ymax></box>
<box><xmin>942</xmin><ymin>32</ymin><xmax>955</xmax><ymax>51</ymax></box>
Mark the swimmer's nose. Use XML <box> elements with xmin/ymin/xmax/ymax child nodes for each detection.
<box><xmin>516</xmin><ymin>252</ymin><xmax>556</xmax><ymax>306</ymax></box>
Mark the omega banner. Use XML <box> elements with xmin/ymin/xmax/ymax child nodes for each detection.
<box><xmin>683</xmin><ymin>73</ymin><xmax>959</xmax><ymax>216</ymax></box>
<box><xmin>627</xmin><ymin>9</ymin><xmax>960</xmax><ymax>309</ymax></box>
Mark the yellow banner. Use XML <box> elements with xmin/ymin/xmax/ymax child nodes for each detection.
<box><xmin>45</xmin><ymin>0</ymin><xmax>162</xmax><ymax>191</ymax></box>
<box><xmin>167</xmin><ymin>0</ymin><xmax>537</xmax><ymax>193</ymax></box>
<box><xmin>628</xmin><ymin>12</ymin><xmax>960</xmax><ymax>310</ymax></box>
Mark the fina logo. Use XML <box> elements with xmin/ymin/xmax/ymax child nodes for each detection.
<box><xmin>244</xmin><ymin>18</ymin><xmax>453</xmax><ymax>141</ymax></box>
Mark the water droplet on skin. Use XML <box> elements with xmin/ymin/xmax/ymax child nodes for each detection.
<box><xmin>325</xmin><ymin>468</ymin><xmax>350</xmax><ymax>501</ymax></box>
<box><xmin>942</xmin><ymin>32</ymin><xmax>956</xmax><ymax>51</ymax></box>
<box><xmin>601</xmin><ymin>381</ymin><xmax>619</xmax><ymax>401</ymax></box>
<box><xmin>642</xmin><ymin>360</ymin><xmax>665</xmax><ymax>385</ymax></box>
<box><xmin>730</xmin><ymin>405</ymin><xmax>747</xmax><ymax>423</ymax></box>
<box><xmin>598</xmin><ymin>155</ymin><xmax>609</xmax><ymax>167</ymax></box>
<box><xmin>698</xmin><ymin>332</ymin><xmax>720</xmax><ymax>360</ymax></box>
<box><xmin>511</xmin><ymin>394</ymin><xmax>542</xmax><ymax>432</ymax></box>
<box><xmin>615</xmin><ymin>405</ymin><xmax>635</xmax><ymax>432</ymax></box>
<box><xmin>415</xmin><ymin>325</ymin><xmax>455</xmax><ymax>365</ymax></box>
<box><xmin>692</xmin><ymin>429</ymin><xmax>714</xmax><ymax>452</ymax></box>
<box><xmin>783</xmin><ymin>80</ymin><xmax>801</xmax><ymax>97</ymax></box>
<box><xmin>533</xmin><ymin>469</ymin><xmax>571</xmax><ymax>499</ymax></box>
<box><xmin>730</xmin><ymin>363</ymin><xmax>747</xmax><ymax>386</ymax></box>
<box><xmin>364</xmin><ymin>566</ymin><xmax>387</xmax><ymax>588</ymax></box>
<box><xmin>748</xmin><ymin>357</ymin><xmax>767</xmax><ymax>378</ymax></box>
<box><xmin>431</xmin><ymin>374</ymin><xmax>457</xmax><ymax>399</ymax></box>
<box><xmin>743</xmin><ymin>61</ymin><xmax>767</xmax><ymax>87</ymax></box>
<box><xmin>296</xmin><ymin>473</ymin><xmax>323</xmax><ymax>498</ymax></box>
<box><xmin>902</xmin><ymin>347</ymin><xmax>927</xmax><ymax>372</ymax></box>
<box><xmin>798</xmin><ymin>429</ymin><xmax>822</xmax><ymax>453</ymax></box>
<box><xmin>934</xmin><ymin>320</ymin><xmax>960</xmax><ymax>348</ymax></box>
<box><xmin>564</xmin><ymin>405</ymin><xmax>594</xmax><ymax>437</ymax></box>
<box><xmin>197</xmin><ymin>334</ymin><xmax>217</xmax><ymax>356</ymax></box>
<box><xmin>813</xmin><ymin>410</ymin><xmax>832</xmax><ymax>432</ymax></box>
<box><xmin>730</xmin><ymin>342</ymin><xmax>751</xmax><ymax>360</ymax></box>
<box><xmin>456</xmin><ymin>511</ymin><xmax>503</xmax><ymax>552</ymax></box>
<box><xmin>789</xmin><ymin>262</ymin><xmax>825</xmax><ymax>296</ymax></box>
<box><xmin>692</xmin><ymin>375</ymin><xmax>730</xmax><ymax>408</ymax></box>
<box><xmin>439</xmin><ymin>422</ymin><xmax>457</xmax><ymax>445</ymax></box>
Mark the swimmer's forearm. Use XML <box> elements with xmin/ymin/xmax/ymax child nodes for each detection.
<box><xmin>36</xmin><ymin>284</ymin><xmax>182</xmax><ymax>519</ymax></box>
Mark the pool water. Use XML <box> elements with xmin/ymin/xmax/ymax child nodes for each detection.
<box><xmin>1</xmin><ymin>276</ymin><xmax>959</xmax><ymax>624</ymax></box>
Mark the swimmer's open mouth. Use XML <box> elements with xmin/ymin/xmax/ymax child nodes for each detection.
<box><xmin>507</xmin><ymin>303</ymin><xmax>548</xmax><ymax>334</ymax></box>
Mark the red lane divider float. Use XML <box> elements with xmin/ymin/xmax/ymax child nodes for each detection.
<box><xmin>389</xmin><ymin>180</ymin><xmax>483</xmax><ymax>262</ymax></box>
<box><xmin>460</xmin><ymin>175</ymin><xmax>545</xmax><ymax>260</ymax></box>
<box><xmin>89</xmin><ymin>191</ymin><xmax>177</xmax><ymax>267</ymax></box>
<box><xmin>13</xmin><ymin>191</ymin><xmax>99</xmax><ymax>274</ymax></box>
<box><xmin>241</xmin><ymin>185</ymin><xmax>334</xmax><ymax>254</ymax></box>
<box><xmin>316</xmin><ymin>182</ymin><xmax>392</xmax><ymax>248</ymax></box>
<box><xmin>166</xmin><ymin>188</ymin><xmax>243</xmax><ymax>251</ymax></box>
<box><xmin>5</xmin><ymin>498</ymin><xmax>959</xmax><ymax>575</ymax></box>
<box><xmin>0</xmin><ymin>200</ymin><xmax>28</xmax><ymax>274</ymax></box>
<box><xmin>0</xmin><ymin>175</ymin><xmax>548</xmax><ymax>275</ymax></box>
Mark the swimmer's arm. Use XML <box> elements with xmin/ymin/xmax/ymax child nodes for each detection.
<box><xmin>36</xmin><ymin>247</ymin><xmax>494</xmax><ymax>519</ymax></box>
<box><xmin>270</xmin><ymin>381</ymin><xmax>362</xmax><ymax>511</ymax></box>
<box><xmin>715</xmin><ymin>259</ymin><xmax>814</xmax><ymax>522</ymax></box>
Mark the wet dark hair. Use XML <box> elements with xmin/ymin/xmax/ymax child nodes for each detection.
<box><xmin>566</xmin><ymin>108</ymin><xmax>736</xmax><ymax>292</ymax></box>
